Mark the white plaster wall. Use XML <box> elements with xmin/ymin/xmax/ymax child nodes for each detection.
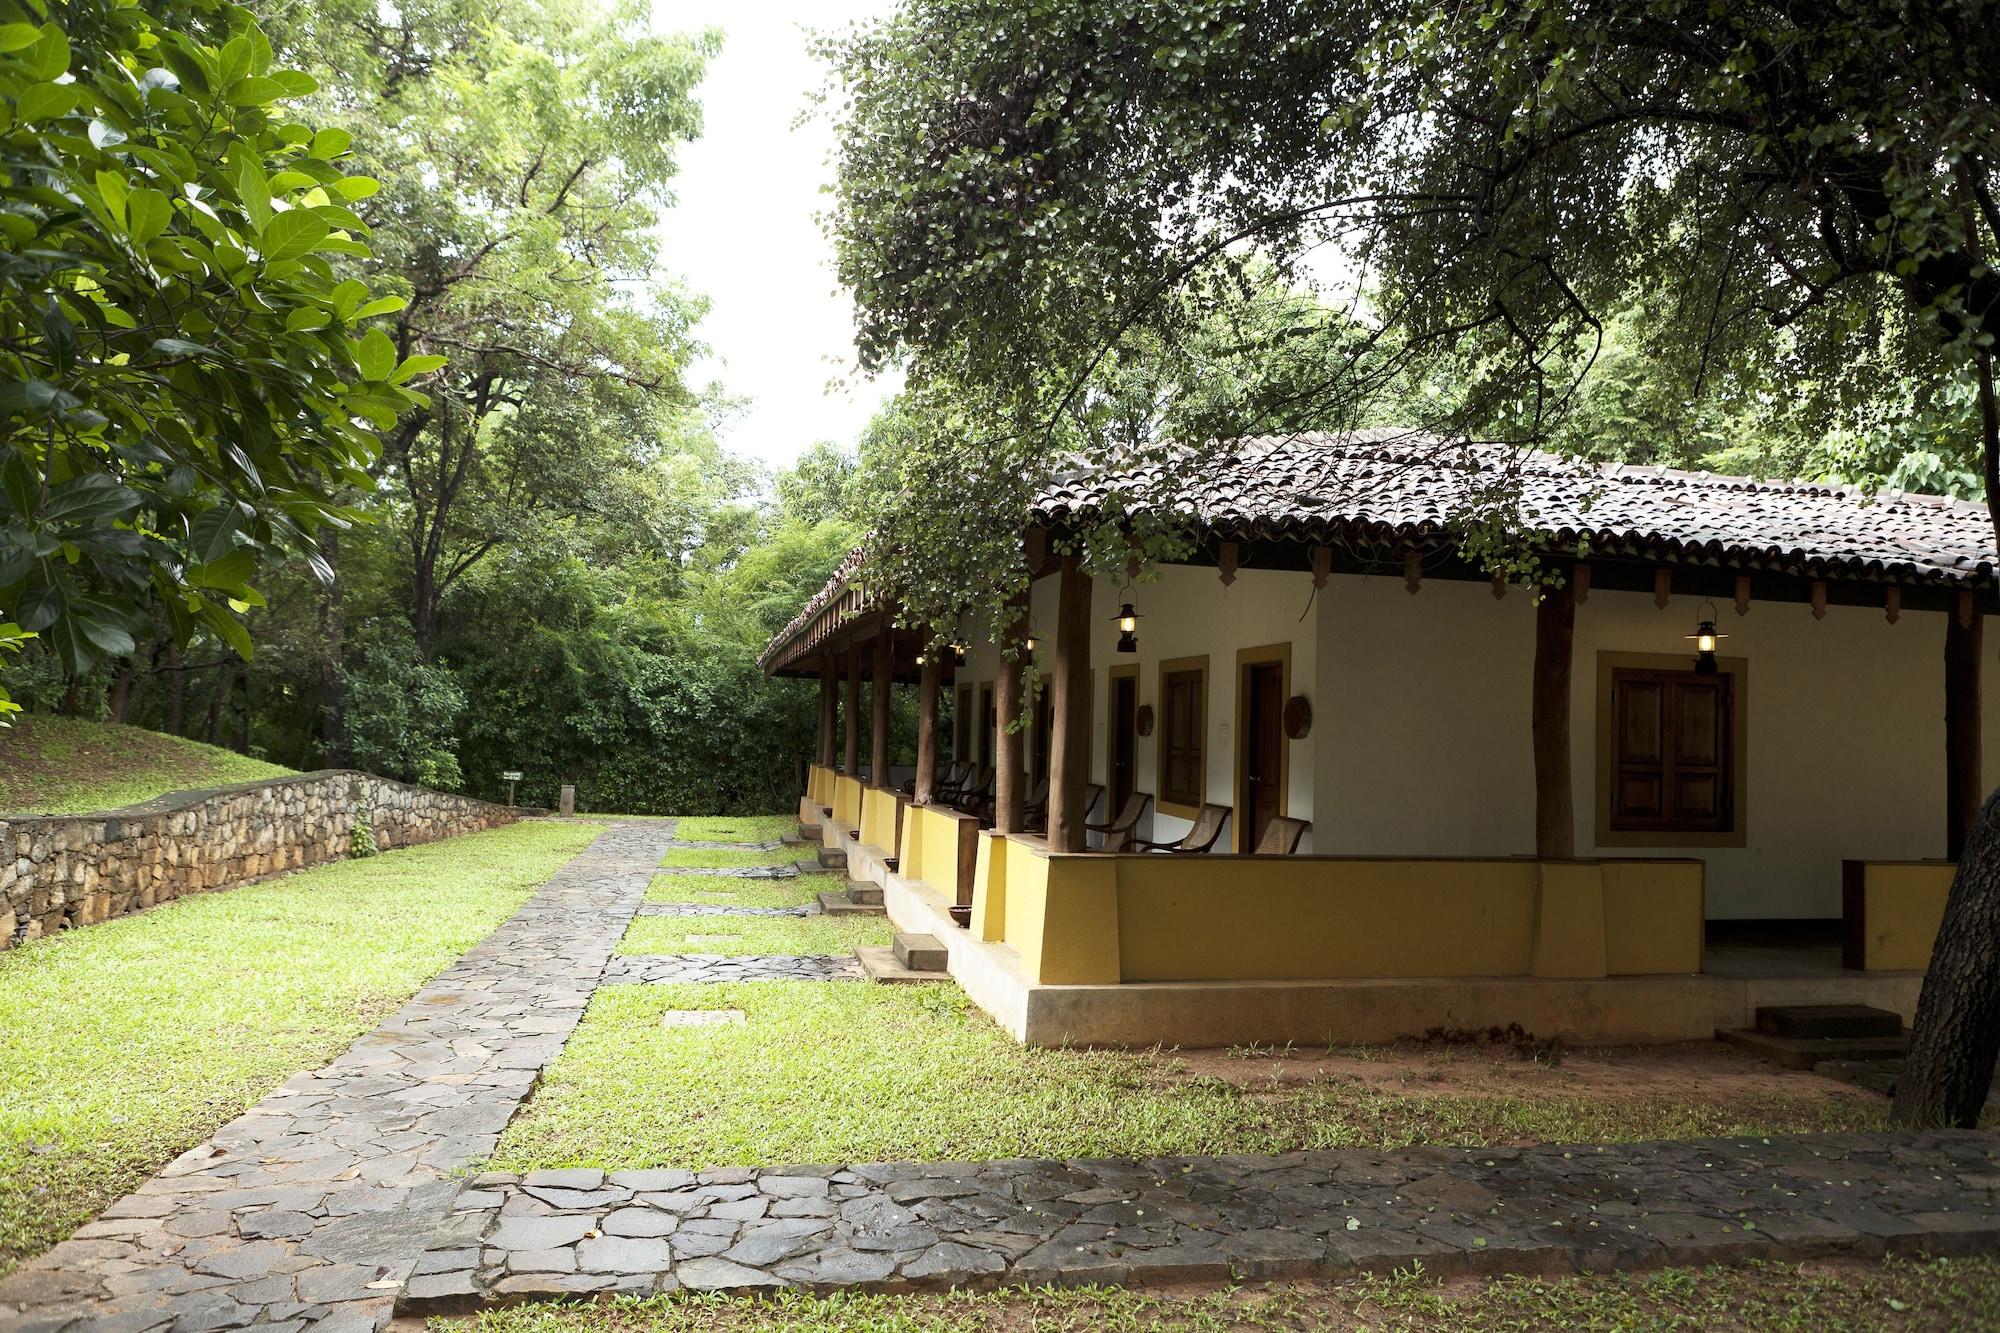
<box><xmin>1571</xmin><ymin>586</ymin><xmax>1958</xmax><ymax>920</ymax></box>
<box><xmin>1312</xmin><ymin>571</ymin><xmax>1976</xmax><ymax>920</ymax></box>
<box><xmin>960</xmin><ymin>566</ymin><xmax>1319</xmax><ymax>848</ymax></box>
<box><xmin>1313</xmin><ymin>573</ymin><xmax>1536</xmax><ymax>857</ymax></box>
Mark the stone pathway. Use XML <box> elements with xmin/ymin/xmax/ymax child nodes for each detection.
<box><xmin>637</xmin><ymin>903</ymin><xmax>815</xmax><ymax>919</ymax></box>
<box><xmin>601</xmin><ymin>954</ymin><xmax>863</xmax><ymax>984</ymax></box>
<box><xmin>0</xmin><ymin>820</ymin><xmax>679</xmax><ymax>1333</ymax></box>
<box><xmin>406</xmin><ymin>1130</ymin><xmax>2000</xmax><ymax>1306</ymax></box>
<box><xmin>656</xmin><ymin>864</ymin><xmax>809</xmax><ymax>880</ymax></box>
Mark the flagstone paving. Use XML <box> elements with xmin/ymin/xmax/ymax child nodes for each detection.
<box><xmin>600</xmin><ymin>953</ymin><xmax>863</xmax><ymax>984</ymax></box>
<box><xmin>636</xmin><ymin>903</ymin><xmax>816</xmax><ymax>919</ymax></box>
<box><xmin>8</xmin><ymin>816</ymin><xmax>2000</xmax><ymax>1328</ymax></box>
<box><xmin>408</xmin><ymin>1130</ymin><xmax>2000</xmax><ymax>1307</ymax></box>
<box><xmin>0</xmin><ymin>820</ymin><xmax>678</xmax><ymax>1333</ymax></box>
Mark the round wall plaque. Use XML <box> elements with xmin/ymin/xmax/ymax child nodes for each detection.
<box><xmin>1135</xmin><ymin>703</ymin><xmax>1155</xmax><ymax>737</ymax></box>
<box><xmin>1283</xmin><ymin>694</ymin><xmax>1312</xmax><ymax>740</ymax></box>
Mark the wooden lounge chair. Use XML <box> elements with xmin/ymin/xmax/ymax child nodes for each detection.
<box><xmin>1253</xmin><ymin>815</ymin><xmax>1312</xmax><ymax>855</ymax></box>
<box><xmin>934</xmin><ymin>761</ymin><xmax>979</xmax><ymax>804</ymax></box>
<box><xmin>1025</xmin><ymin>780</ymin><xmax>1098</xmax><ymax>834</ymax></box>
<box><xmin>953</xmin><ymin>768</ymin><xmax>995</xmax><ymax>817</ymax></box>
<box><xmin>916</xmin><ymin>760</ymin><xmax>970</xmax><ymax>802</ymax></box>
<box><xmin>1134</xmin><ymin>802</ymin><xmax>1231</xmax><ymax>854</ymax></box>
<box><xmin>1087</xmin><ymin>791</ymin><xmax>1152</xmax><ymax>852</ymax></box>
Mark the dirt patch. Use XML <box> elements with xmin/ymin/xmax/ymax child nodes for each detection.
<box><xmin>1167</xmin><ymin>1036</ymin><xmax>1880</xmax><ymax>1112</ymax></box>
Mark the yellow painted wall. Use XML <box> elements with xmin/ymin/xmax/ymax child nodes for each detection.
<box><xmin>903</xmin><ymin>805</ymin><xmax>964</xmax><ymax>895</ymax></box>
<box><xmin>859</xmin><ymin>785</ymin><xmax>900</xmax><ymax>854</ymax></box>
<box><xmin>977</xmin><ymin>842</ymin><xmax>1705</xmax><ymax>986</ymax></box>
<box><xmin>809</xmin><ymin>765</ymin><xmax>834</xmax><ymax>806</ymax></box>
<box><xmin>1113</xmin><ymin>856</ymin><xmax>1539</xmax><ymax>981</ymax></box>
<box><xmin>833</xmin><ymin>775</ymin><xmax>864</xmax><ymax>828</ymax></box>
<box><xmin>1601</xmin><ymin>860</ymin><xmax>1706</xmax><ymax>974</ymax></box>
<box><xmin>971</xmin><ymin>830</ymin><xmax>1008</xmax><ymax>941</ymax></box>
<box><xmin>1854</xmin><ymin>862</ymin><xmax>1953</xmax><ymax>970</ymax></box>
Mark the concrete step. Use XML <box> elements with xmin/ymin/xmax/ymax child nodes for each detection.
<box><xmin>1756</xmin><ymin>1004</ymin><xmax>1903</xmax><ymax>1040</ymax></box>
<box><xmin>1719</xmin><ymin>1027</ymin><xmax>1908</xmax><ymax>1071</ymax></box>
<box><xmin>893</xmin><ymin>931</ymin><xmax>948</xmax><ymax>973</ymax></box>
<box><xmin>796</xmin><ymin>823</ymin><xmax>820</xmax><ymax>842</ymax></box>
<box><xmin>816</xmin><ymin>890</ymin><xmax>885</xmax><ymax>917</ymax></box>
<box><xmin>855</xmin><ymin>945</ymin><xmax>952</xmax><ymax>985</ymax></box>
<box><xmin>844</xmin><ymin>880</ymin><xmax>884</xmax><ymax>906</ymax></box>
<box><xmin>815</xmin><ymin>847</ymin><xmax>847</xmax><ymax>870</ymax></box>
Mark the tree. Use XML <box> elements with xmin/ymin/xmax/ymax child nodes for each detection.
<box><xmin>823</xmin><ymin>0</ymin><xmax>2000</xmax><ymax>1121</ymax></box>
<box><xmin>269</xmin><ymin>0</ymin><xmax>716</xmax><ymax>656</ymax></box>
<box><xmin>0</xmin><ymin>0</ymin><xmax>428</xmax><ymax>716</ymax></box>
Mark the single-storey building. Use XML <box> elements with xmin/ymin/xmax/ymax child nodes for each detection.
<box><xmin>760</xmin><ymin>429</ymin><xmax>1996</xmax><ymax>1047</ymax></box>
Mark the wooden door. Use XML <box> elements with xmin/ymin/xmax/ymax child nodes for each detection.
<box><xmin>1242</xmin><ymin>661</ymin><xmax>1285</xmax><ymax>849</ymax></box>
<box><xmin>1110</xmin><ymin>672</ymin><xmax>1138</xmax><ymax>813</ymax></box>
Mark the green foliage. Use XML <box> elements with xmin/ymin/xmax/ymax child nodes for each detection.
<box><xmin>822</xmin><ymin>0</ymin><xmax>2000</xmax><ymax>604</ymax></box>
<box><xmin>0</xmin><ymin>817</ymin><xmax>601</xmax><ymax>1270</ymax></box>
<box><xmin>0</xmin><ymin>0</ymin><xmax>428</xmax><ymax>681</ymax></box>
<box><xmin>338</xmin><ymin>642</ymin><xmax>465</xmax><ymax>789</ymax></box>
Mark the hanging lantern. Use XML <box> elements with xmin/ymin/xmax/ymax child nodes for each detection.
<box><xmin>1686</xmin><ymin>599</ymin><xmax>1728</xmax><ymax>674</ymax></box>
<box><xmin>951</xmin><ymin>642</ymin><xmax>967</xmax><ymax>667</ymax></box>
<box><xmin>1111</xmin><ymin>602</ymin><xmax>1141</xmax><ymax>654</ymax></box>
<box><xmin>1023</xmin><ymin>628</ymin><xmax>1039</xmax><ymax>655</ymax></box>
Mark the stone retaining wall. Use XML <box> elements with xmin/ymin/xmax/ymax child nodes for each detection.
<box><xmin>1</xmin><ymin>770</ymin><xmax>526</xmax><ymax>949</ymax></box>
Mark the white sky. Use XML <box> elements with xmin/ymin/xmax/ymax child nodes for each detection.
<box><xmin>651</xmin><ymin>0</ymin><xmax>901</xmax><ymax>473</ymax></box>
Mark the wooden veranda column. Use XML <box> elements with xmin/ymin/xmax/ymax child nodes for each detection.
<box><xmin>994</xmin><ymin>594</ymin><xmax>1028</xmax><ymax>834</ymax></box>
<box><xmin>1946</xmin><ymin>591</ymin><xmax>1982</xmax><ymax>859</ymax></box>
<box><xmin>915</xmin><ymin>652</ymin><xmax>941</xmax><ymax>804</ymax></box>
<box><xmin>1047</xmin><ymin>558</ymin><xmax>1093</xmax><ymax>852</ymax></box>
<box><xmin>871</xmin><ymin>627</ymin><xmax>893</xmax><ymax>786</ymax></box>
<box><xmin>1532</xmin><ymin>573</ymin><xmax>1577</xmax><ymax>859</ymax></box>
<box><xmin>843</xmin><ymin>643</ymin><xmax>861</xmax><ymax>776</ymax></box>
<box><xmin>816</xmin><ymin>656</ymin><xmax>836</xmax><ymax>769</ymax></box>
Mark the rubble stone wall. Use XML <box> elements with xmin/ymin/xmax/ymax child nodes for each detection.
<box><xmin>0</xmin><ymin>771</ymin><xmax>524</xmax><ymax>949</ymax></box>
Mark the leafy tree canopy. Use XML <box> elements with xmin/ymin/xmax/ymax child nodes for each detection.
<box><xmin>823</xmin><ymin>0</ymin><xmax>2000</xmax><ymax>619</ymax></box>
<box><xmin>0</xmin><ymin>0</ymin><xmax>430</xmax><ymax>715</ymax></box>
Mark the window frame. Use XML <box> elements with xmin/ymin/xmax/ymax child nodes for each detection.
<box><xmin>1156</xmin><ymin>654</ymin><xmax>1210</xmax><ymax>820</ymax></box>
<box><xmin>1594</xmin><ymin>651</ymin><xmax>1749</xmax><ymax>848</ymax></box>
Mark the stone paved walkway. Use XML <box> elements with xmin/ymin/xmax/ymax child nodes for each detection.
<box><xmin>407</xmin><ymin>1130</ymin><xmax>2000</xmax><ymax>1306</ymax></box>
<box><xmin>656</xmin><ymin>863</ymin><xmax>809</xmax><ymax>880</ymax></box>
<box><xmin>600</xmin><ymin>954</ymin><xmax>863</xmax><ymax>984</ymax></box>
<box><xmin>0</xmin><ymin>820</ymin><xmax>679</xmax><ymax>1333</ymax></box>
<box><xmin>636</xmin><ymin>903</ymin><xmax>815</xmax><ymax>919</ymax></box>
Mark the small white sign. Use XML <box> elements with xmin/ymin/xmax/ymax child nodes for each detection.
<box><xmin>500</xmin><ymin>770</ymin><xmax>523</xmax><ymax>782</ymax></box>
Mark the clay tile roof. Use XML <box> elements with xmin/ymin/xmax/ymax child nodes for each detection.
<box><xmin>1032</xmin><ymin>427</ymin><xmax>1997</xmax><ymax>586</ymax></box>
<box><xmin>762</xmin><ymin>429</ymin><xmax>1995</xmax><ymax>672</ymax></box>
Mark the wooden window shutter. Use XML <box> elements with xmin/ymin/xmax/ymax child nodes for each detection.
<box><xmin>1161</xmin><ymin>668</ymin><xmax>1205</xmax><ymax>808</ymax></box>
<box><xmin>1609</xmin><ymin>668</ymin><xmax>1733</xmax><ymax>834</ymax></box>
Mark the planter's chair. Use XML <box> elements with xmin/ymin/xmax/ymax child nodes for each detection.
<box><xmin>1134</xmin><ymin>802</ymin><xmax>1231</xmax><ymax>854</ymax></box>
<box><xmin>1014</xmin><ymin>773</ymin><xmax>1051</xmax><ymax>829</ymax></box>
<box><xmin>954</xmin><ymin>767</ymin><xmax>995</xmax><ymax>818</ymax></box>
<box><xmin>1087</xmin><ymin>791</ymin><xmax>1153</xmax><ymax>852</ymax></box>
<box><xmin>938</xmin><ymin>762</ymin><xmax>983</xmax><ymax>806</ymax></box>
<box><xmin>1027</xmin><ymin>781</ymin><xmax>1100</xmax><ymax>834</ymax></box>
<box><xmin>1252</xmin><ymin>815</ymin><xmax>1312</xmax><ymax>855</ymax></box>
<box><xmin>918</xmin><ymin>761</ymin><xmax>971</xmax><ymax>802</ymax></box>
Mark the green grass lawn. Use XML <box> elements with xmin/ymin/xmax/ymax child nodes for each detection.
<box><xmin>0</xmin><ymin>818</ymin><xmax>602</xmax><ymax>1273</ymax></box>
<box><xmin>619</xmin><ymin>914</ymin><xmax>892</xmax><ymax>957</ymax></box>
<box><xmin>0</xmin><ymin>715</ymin><xmax>294</xmax><ymax>814</ymax></box>
<box><xmin>660</xmin><ymin>846</ymin><xmax>807</xmax><ymax>870</ymax></box>
<box><xmin>443</xmin><ymin>1257</ymin><xmax>2000</xmax><ymax>1332</ymax></box>
<box><xmin>490</xmin><ymin>982</ymin><xmax>1883</xmax><ymax>1174</ymax></box>
<box><xmin>673</xmin><ymin>816</ymin><xmax>800</xmax><ymax>843</ymax></box>
<box><xmin>645</xmin><ymin>871</ymin><xmax>835</xmax><ymax>910</ymax></box>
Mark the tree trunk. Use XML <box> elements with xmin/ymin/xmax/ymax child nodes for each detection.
<box><xmin>166</xmin><ymin>640</ymin><xmax>185</xmax><ymax>735</ymax></box>
<box><xmin>994</xmin><ymin>593</ymin><xmax>1027</xmax><ymax>834</ymax></box>
<box><xmin>1895</xmin><ymin>785</ymin><xmax>2000</xmax><ymax>1126</ymax></box>
<box><xmin>105</xmin><ymin>659</ymin><xmax>136</xmax><ymax>723</ymax></box>
<box><xmin>1532</xmin><ymin>577</ymin><xmax>1577</xmax><ymax>859</ymax></box>
<box><xmin>915</xmin><ymin>654</ymin><xmax>940</xmax><ymax>804</ymax></box>
<box><xmin>205</xmin><ymin>666</ymin><xmax>233</xmax><ymax>744</ymax></box>
<box><xmin>1898</xmin><ymin>348</ymin><xmax>2000</xmax><ymax>1127</ymax></box>
<box><xmin>1046</xmin><ymin>558</ymin><xmax>1092</xmax><ymax>852</ymax></box>
<box><xmin>319</xmin><ymin>529</ymin><xmax>348</xmax><ymax>767</ymax></box>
